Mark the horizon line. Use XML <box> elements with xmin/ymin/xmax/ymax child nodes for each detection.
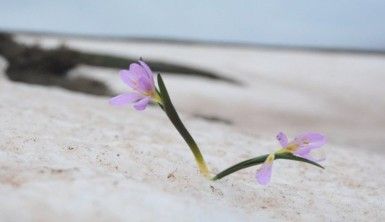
<box><xmin>2</xmin><ymin>28</ymin><xmax>385</xmax><ymax>56</ymax></box>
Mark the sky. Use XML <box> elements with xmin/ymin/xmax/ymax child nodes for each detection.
<box><xmin>0</xmin><ymin>0</ymin><xmax>384</xmax><ymax>50</ymax></box>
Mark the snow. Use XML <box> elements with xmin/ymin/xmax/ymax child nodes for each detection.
<box><xmin>1</xmin><ymin>35</ymin><xmax>384</xmax><ymax>221</ymax></box>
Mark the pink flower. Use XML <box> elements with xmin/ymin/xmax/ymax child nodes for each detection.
<box><xmin>277</xmin><ymin>132</ymin><xmax>326</xmax><ymax>162</ymax></box>
<box><xmin>255</xmin><ymin>153</ymin><xmax>275</xmax><ymax>185</ymax></box>
<box><xmin>256</xmin><ymin>132</ymin><xmax>326</xmax><ymax>185</ymax></box>
<box><xmin>109</xmin><ymin>60</ymin><xmax>161</xmax><ymax>110</ymax></box>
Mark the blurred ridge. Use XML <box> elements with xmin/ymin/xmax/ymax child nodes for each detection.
<box><xmin>4</xmin><ymin>29</ymin><xmax>385</xmax><ymax>55</ymax></box>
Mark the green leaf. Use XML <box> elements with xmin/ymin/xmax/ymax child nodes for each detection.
<box><xmin>275</xmin><ymin>153</ymin><xmax>324</xmax><ymax>169</ymax></box>
<box><xmin>212</xmin><ymin>154</ymin><xmax>269</xmax><ymax>180</ymax></box>
<box><xmin>157</xmin><ymin>74</ymin><xmax>210</xmax><ymax>176</ymax></box>
<box><xmin>212</xmin><ymin>153</ymin><xmax>324</xmax><ymax>180</ymax></box>
<box><xmin>157</xmin><ymin>74</ymin><xmax>171</xmax><ymax>107</ymax></box>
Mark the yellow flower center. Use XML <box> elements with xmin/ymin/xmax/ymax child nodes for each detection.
<box><xmin>285</xmin><ymin>143</ymin><xmax>299</xmax><ymax>152</ymax></box>
<box><xmin>151</xmin><ymin>92</ymin><xmax>162</xmax><ymax>104</ymax></box>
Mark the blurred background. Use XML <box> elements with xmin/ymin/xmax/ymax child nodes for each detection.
<box><xmin>1</xmin><ymin>0</ymin><xmax>385</xmax><ymax>150</ymax></box>
<box><xmin>1</xmin><ymin>0</ymin><xmax>385</xmax><ymax>50</ymax></box>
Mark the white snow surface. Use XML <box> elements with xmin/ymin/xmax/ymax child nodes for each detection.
<box><xmin>0</xmin><ymin>35</ymin><xmax>384</xmax><ymax>221</ymax></box>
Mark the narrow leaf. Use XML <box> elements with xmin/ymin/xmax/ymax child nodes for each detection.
<box><xmin>157</xmin><ymin>74</ymin><xmax>171</xmax><ymax>107</ymax></box>
<box><xmin>275</xmin><ymin>153</ymin><xmax>324</xmax><ymax>169</ymax></box>
<box><xmin>157</xmin><ymin>74</ymin><xmax>209</xmax><ymax>176</ymax></box>
<box><xmin>212</xmin><ymin>154</ymin><xmax>269</xmax><ymax>180</ymax></box>
<box><xmin>212</xmin><ymin>153</ymin><xmax>323</xmax><ymax>180</ymax></box>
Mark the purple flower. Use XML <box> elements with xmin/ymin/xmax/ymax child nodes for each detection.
<box><xmin>256</xmin><ymin>132</ymin><xmax>326</xmax><ymax>185</ymax></box>
<box><xmin>277</xmin><ymin>132</ymin><xmax>326</xmax><ymax>162</ymax></box>
<box><xmin>255</xmin><ymin>153</ymin><xmax>275</xmax><ymax>185</ymax></box>
<box><xmin>109</xmin><ymin>60</ymin><xmax>161</xmax><ymax>110</ymax></box>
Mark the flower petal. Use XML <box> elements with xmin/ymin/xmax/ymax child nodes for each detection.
<box><xmin>109</xmin><ymin>93</ymin><xmax>143</xmax><ymax>106</ymax></box>
<box><xmin>133</xmin><ymin>97</ymin><xmax>150</xmax><ymax>110</ymax></box>
<box><xmin>137</xmin><ymin>76</ymin><xmax>155</xmax><ymax>94</ymax></box>
<box><xmin>138</xmin><ymin>60</ymin><xmax>155</xmax><ymax>85</ymax></box>
<box><xmin>276</xmin><ymin>132</ymin><xmax>288</xmax><ymax>148</ymax></box>
<box><xmin>256</xmin><ymin>162</ymin><xmax>273</xmax><ymax>185</ymax></box>
<box><xmin>129</xmin><ymin>63</ymin><xmax>150</xmax><ymax>81</ymax></box>
<box><xmin>256</xmin><ymin>154</ymin><xmax>275</xmax><ymax>185</ymax></box>
<box><xmin>119</xmin><ymin>70</ymin><xmax>138</xmax><ymax>88</ymax></box>
<box><xmin>295</xmin><ymin>132</ymin><xmax>326</xmax><ymax>149</ymax></box>
<box><xmin>294</xmin><ymin>146</ymin><xmax>312</xmax><ymax>156</ymax></box>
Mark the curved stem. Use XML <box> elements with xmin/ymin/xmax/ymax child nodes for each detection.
<box><xmin>157</xmin><ymin>74</ymin><xmax>210</xmax><ymax>177</ymax></box>
<box><xmin>212</xmin><ymin>153</ymin><xmax>324</xmax><ymax>180</ymax></box>
<box><xmin>212</xmin><ymin>155</ymin><xmax>269</xmax><ymax>180</ymax></box>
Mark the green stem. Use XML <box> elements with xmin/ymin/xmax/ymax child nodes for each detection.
<box><xmin>157</xmin><ymin>74</ymin><xmax>210</xmax><ymax>177</ymax></box>
<box><xmin>212</xmin><ymin>153</ymin><xmax>324</xmax><ymax>180</ymax></box>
